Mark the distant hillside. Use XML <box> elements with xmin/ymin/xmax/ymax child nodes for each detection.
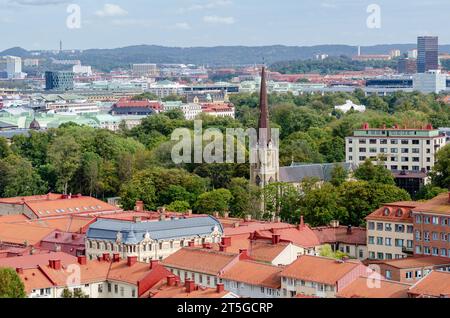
<box><xmin>2</xmin><ymin>44</ymin><xmax>450</xmax><ymax>70</ymax></box>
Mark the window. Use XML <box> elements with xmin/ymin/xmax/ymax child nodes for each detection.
<box><xmin>385</xmin><ymin>253</ymin><xmax>393</xmax><ymax>260</ymax></box>
<box><xmin>441</xmin><ymin>217</ymin><xmax>448</xmax><ymax>226</ymax></box>
<box><xmin>380</xmin><ymin>139</ymin><xmax>388</xmax><ymax>144</ymax></box>
<box><xmin>368</xmin><ymin>222</ymin><xmax>375</xmax><ymax>230</ymax></box>
<box><xmin>385</xmin><ymin>223</ymin><xmax>392</xmax><ymax>231</ymax></box>
<box><xmin>395</xmin><ymin>239</ymin><xmax>404</xmax><ymax>247</ymax></box>
<box><xmin>415</xmin><ymin>270</ymin><xmax>422</xmax><ymax>279</ymax></box>
<box><xmin>424</xmin><ymin>232</ymin><xmax>430</xmax><ymax>242</ymax></box>
<box><xmin>377</xmin><ymin>253</ymin><xmax>384</xmax><ymax>260</ymax></box>
<box><xmin>359</xmin><ymin>139</ymin><xmax>367</xmax><ymax>144</ymax></box>
<box><xmin>120</xmin><ymin>287</ymin><xmax>124</xmax><ymax>297</ymax></box>
<box><xmin>401</xmin><ymin>140</ymin><xmax>409</xmax><ymax>145</ymax></box>
<box><xmin>432</xmin><ymin>217</ymin><xmax>439</xmax><ymax>225</ymax></box>
<box><xmin>395</xmin><ymin>224</ymin><xmax>405</xmax><ymax>233</ymax></box>
<box><xmin>441</xmin><ymin>233</ymin><xmax>448</xmax><ymax>242</ymax></box>
<box><xmin>377</xmin><ymin>223</ymin><xmax>384</xmax><ymax>231</ymax></box>
<box><xmin>369</xmin><ymin>252</ymin><xmax>375</xmax><ymax>259</ymax></box>
<box><xmin>98</xmin><ymin>284</ymin><xmax>103</xmax><ymax>293</ymax></box>
<box><xmin>432</xmin><ymin>232</ymin><xmax>438</xmax><ymax>241</ymax></box>
<box><xmin>407</xmin><ymin>225</ymin><xmax>413</xmax><ymax>233</ymax></box>
<box><xmin>114</xmin><ymin>285</ymin><xmax>118</xmax><ymax>294</ymax></box>
<box><xmin>415</xmin><ymin>246</ymin><xmax>422</xmax><ymax>254</ymax></box>
<box><xmin>412</xmin><ymin>148</ymin><xmax>420</xmax><ymax>154</ymax></box>
<box><xmin>368</xmin><ymin>236</ymin><xmax>375</xmax><ymax>244</ymax></box>
<box><xmin>391</xmin><ymin>139</ymin><xmax>398</xmax><ymax>144</ymax></box>
<box><xmin>385</xmin><ymin>238</ymin><xmax>392</xmax><ymax>246</ymax></box>
<box><xmin>412</xmin><ymin>140</ymin><xmax>419</xmax><ymax>145</ymax></box>
<box><xmin>432</xmin><ymin>248</ymin><xmax>439</xmax><ymax>256</ymax></box>
<box><xmin>359</xmin><ymin>156</ymin><xmax>366</xmax><ymax>161</ymax></box>
<box><xmin>405</xmin><ymin>272</ymin><xmax>413</xmax><ymax>280</ymax></box>
<box><xmin>359</xmin><ymin>249</ymin><xmax>364</xmax><ymax>258</ymax></box>
<box><xmin>385</xmin><ymin>270</ymin><xmax>392</xmax><ymax>280</ymax></box>
<box><xmin>370</xmin><ymin>139</ymin><xmax>377</xmax><ymax>144</ymax></box>
<box><xmin>415</xmin><ymin>231</ymin><xmax>422</xmax><ymax>241</ymax></box>
<box><xmin>391</xmin><ymin>148</ymin><xmax>398</xmax><ymax>154</ymax></box>
<box><xmin>369</xmin><ymin>148</ymin><xmax>377</xmax><ymax>153</ymax></box>
<box><xmin>441</xmin><ymin>249</ymin><xmax>447</xmax><ymax>257</ymax></box>
<box><xmin>377</xmin><ymin>237</ymin><xmax>383</xmax><ymax>245</ymax></box>
<box><xmin>107</xmin><ymin>283</ymin><xmax>111</xmax><ymax>293</ymax></box>
<box><xmin>407</xmin><ymin>240</ymin><xmax>413</xmax><ymax>248</ymax></box>
<box><xmin>401</xmin><ymin>148</ymin><xmax>409</xmax><ymax>154</ymax></box>
<box><xmin>359</xmin><ymin>148</ymin><xmax>367</xmax><ymax>153</ymax></box>
<box><xmin>132</xmin><ymin>289</ymin><xmax>136</xmax><ymax>298</ymax></box>
<box><xmin>415</xmin><ymin>215</ymin><xmax>422</xmax><ymax>224</ymax></box>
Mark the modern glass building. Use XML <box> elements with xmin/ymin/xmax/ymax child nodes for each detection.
<box><xmin>417</xmin><ymin>36</ymin><xmax>439</xmax><ymax>73</ymax></box>
<box><xmin>45</xmin><ymin>71</ymin><xmax>74</xmax><ymax>90</ymax></box>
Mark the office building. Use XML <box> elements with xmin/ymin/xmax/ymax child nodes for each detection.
<box><xmin>132</xmin><ymin>63</ymin><xmax>159</xmax><ymax>77</ymax></box>
<box><xmin>413</xmin><ymin>70</ymin><xmax>447</xmax><ymax>94</ymax></box>
<box><xmin>417</xmin><ymin>36</ymin><xmax>439</xmax><ymax>73</ymax></box>
<box><xmin>346</xmin><ymin>123</ymin><xmax>447</xmax><ymax>173</ymax></box>
<box><xmin>397</xmin><ymin>58</ymin><xmax>417</xmax><ymax>74</ymax></box>
<box><xmin>45</xmin><ymin>71</ymin><xmax>74</xmax><ymax>90</ymax></box>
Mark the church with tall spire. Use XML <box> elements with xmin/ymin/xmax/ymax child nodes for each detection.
<box><xmin>250</xmin><ymin>66</ymin><xmax>279</xmax><ymax>188</ymax></box>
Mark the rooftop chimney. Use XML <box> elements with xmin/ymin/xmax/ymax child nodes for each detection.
<box><xmin>167</xmin><ymin>275</ymin><xmax>176</xmax><ymax>287</ymax></box>
<box><xmin>224</xmin><ymin>212</ymin><xmax>229</xmax><ymax>219</ymax></box>
<box><xmin>113</xmin><ymin>253</ymin><xmax>120</xmax><ymax>263</ymax></box>
<box><xmin>272</xmin><ymin>234</ymin><xmax>281</xmax><ymax>245</ymax></box>
<box><xmin>219</xmin><ymin>245</ymin><xmax>227</xmax><ymax>252</ymax></box>
<box><xmin>16</xmin><ymin>268</ymin><xmax>23</xmax><ymax>274</ymax></box>
<box><xmin>221</xmin><ymin>237</ymin><xmax>232</xmax><ymax>248</ymax></box>
<box><xmin>213</xmin><ymin>212</ymin><xmax>219</xmax><ymax>218</ymax></box>
<box><xmin>127</xmin><ymin>256</ymin><xmax>137</xmax><ymax>267</ymax></box>
<box><xmin>298</xmin><ymin>216</ymin><xmax>305</xmax><ymax>230</ymax></box>
<box><xmin>102</xmin><ymin>253</ymin><xmax>110</xmax><ymax>262</ymax></box>
<box><xmin>49</xmin><ymin>259</ymin><xmax>61</xmax><ymax>270</ymax></box>
<box><xmin>71</xmin><ymin>234</ymin><xmax>78</xmax><ymax>240</ymax></box>
<box><xmin>185</xmin><ymin>279</ymin><xmax>196</xmax><ymax>293</ymax></box>
<box><xmin>245</xmin><ymin>215</ymin><xmax>252</xmax><ymax>222</ymax></box>
<box><xmin>188</xmin><ymin>240</ymin><xmax>195</xmax><ymax>248</ymax></box>
<box><xmin>216</xmin><ymin>283</ymin><xmax>225</xmax><ymax>294</ymax></box>
<box><xmin>77</xmin><ymin>255</ymin><xmax>87</xmax><ymax>265</ymax></box>
<box><xmin>150</xmin><ymin>260</ymin><xmax>159</xmax><ymax>270</ymax></box>
<box><xmin>134</xmin><ymin>201</ymin><xmax>144</xmax><ymax>212</ymax></box>
<box><xmin>330</xmin><ymin>220</ymin><xmax>340</xmax><ymax>228</ymax></box>
<box><xmin>347</xmin><ymin>225</ymin><xmax>353</xmax><ymax>235</ymax></box>
<box><xmin>133</xmin><ymin>216</ymin><xmax>142</xmax><ymax>223</ymax></box>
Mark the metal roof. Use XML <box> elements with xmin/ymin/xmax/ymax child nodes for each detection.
<box><xmin>279</xmin><ymin>162</ymin><xmax>356</xmax><ymax>184</ymax></box>
<box><xmin>86</xmin><ymin>216</ymin><xmax>223</xmax><ymax>244</ymax></box>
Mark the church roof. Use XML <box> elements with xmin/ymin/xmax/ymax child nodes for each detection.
<box><xmin>279</xmin><ymin>163</ymin><xmax>356</xmax><ymax>184</ymax></box>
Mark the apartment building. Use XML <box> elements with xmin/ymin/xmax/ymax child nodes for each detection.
<box><xmin>412</xmin><ymin>193</ymin><xmax>450</xmax><ymax>258</ymax></box>
<box><xmin>346</xmin><ymin>123</ymin><xmax>446</xmax><ymax>173</ymax></box>
<box><xmin>365</xmin><ymin>202</ymin><xmax>416</xmax><ymax>260</ymax></box>
<box><xmin>280</xmin><ymin>255</ymin><xmax>369</xmax><ymax>298</ymax></box>
<box><xmin>85</xmin><ymin>216</ymin><xmax>223</xmax><ymax>262</ymax></box>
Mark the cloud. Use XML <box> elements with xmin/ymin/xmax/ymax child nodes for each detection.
<box><xmin>111</xmin><ymin>19</ymin><xmax>153</xmax><ymax>28</ymax></box>
<box><xmin>8</xmin><ymin>0</ymin><xmax>68</xmax><ymax>5</ymax></box>
<box><xmin>172</xmin><ymin>22</ymin><xmax>191</xmax><ymax>30</ymax></box>
<box><xmin>179</xmin><ymin>0</ymin><xmax>232</xmax><ymax>13</ymax></box>
<box><xmin>203</xmin><ymin>15</ymin><xmax>235</xmax><ymax>24</ymax></box>
<box><xmin>95</xmin><ymin>4</ymin><xmax>128</xmax><ymax>17</ymax></box>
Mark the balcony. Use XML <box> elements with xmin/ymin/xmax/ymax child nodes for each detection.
<box><xmin>402</xmin><ymin>246</ymin><xmax>414</xmax><ymax>255</ymax></box>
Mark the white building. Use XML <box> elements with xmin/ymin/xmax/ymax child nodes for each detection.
<box><xmin>345</xmin><ymin>123</ymin><xmax>447</xmax><ymax>173</ymax></box>
<box><xmin>85</xmin><ymin>216</ymin><xmax>224</xmax><ymax>263</ymax></box>
<box><xmin>181</xmin><ymin>103</ymin><xmax>203</xmax><ymax>120</ymax></box>
<box><xmin>73</xmin><ymin>65</ymin><xmax>93</xmax><ymax>76</ymax></box>
<box><xmin>413</xmin><ymin>70</ymin><xmax>447</xmax><ymax>94</ymax></box>
<box><xmin>334</xmin><ymin>100</ymin><xmax>366</xmax><ymax>113</ymax></box>
<box><xmin>5</xmin><ymin>56</ymin><xmax>26</xmax><ymax>79</ymax></box>
<box><xmin>132</xmin><ymin>64</ymin><xmax>159</xmax><ymax>77</ymax></box>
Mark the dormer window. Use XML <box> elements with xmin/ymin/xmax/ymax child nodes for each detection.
<box><xmin>396</xmin><ymin>209</ymin><xmax>403</xmax><ymax>217</ymax></box>
<box><xmin>383</xmin><ymin>208</ymin><xmax>390</xmax><ymax>216</ymax></box>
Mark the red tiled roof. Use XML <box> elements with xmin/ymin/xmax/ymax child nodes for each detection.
<box><xmin>377</xmin><ymin>256</ymin><xmax>450</xmax><ymax>269</ymax></box>
<box><xmin>0</xmin><ymin>223</ymin><xmax>56</xmax><ymax>245</ymax></box>
<box><xmin>312</xmin><ymin>226</ymin><xmax>366</xmax><ymax>245</ymax></box>
<box><xmin>0</xmin><ymin>252</ymin><xmax>77</xmax><ymax>269</ymax></box>
<box><xmin>337</xmin><ymin>277</ymin><xmax>411</xmax><ymax>298</ymax></box>
<box><xmin>365</xmin><ymin>203</ymin><xmax>417</xmax><ymax>223</ymax></box>
<box><xmin>220</xmin><ymin>260</ymin><xmax>283</xmax><ymax>289</ymax></box>
<box><xmin>148</xmin><ymin>280</ymin><xmax>230</xmax><ymax>298</ymax></box>
<box><xmin>412</xmin><ymin>193</ymin><xmax>450</xmax><ymax>215</ymax></box>
<box><xmin>281</xmin><ymin>255</ymin><xmax>363</xmax><ymax>285</ymax></box>
<box><xmin>161</xmin><ymin>248</ymin><xmax>239</xmax><ymax>275</ymax></box>
<box><xmin>248</xmin><ymin>240</ymin><xmax>290</xmax><ymax>263</ymax></box>
<box><xmin>409</xmin><ymin>271</ymin><xmax>450</xmax><ymax>297</ymax></box>
<box><xmin>253</xmin><ymin>225</ymin><xmax>321</xmax><ymax>248</ymax></box>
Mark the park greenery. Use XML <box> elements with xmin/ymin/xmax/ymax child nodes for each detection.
<box><xmin>0</xmin><ymin>90</ymin><xmax>449</xmax><ymax>227</ymax></box>
<box><xmin>0</xmin><ymin>268</ymin><xmax>26</xmax><ymax>298</ymax></box>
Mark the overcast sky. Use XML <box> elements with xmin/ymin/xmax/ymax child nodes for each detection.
<box><xmin>0</xmin><ymin>0</ymin><xmax>449</xmax><ymax>51</ymax></box>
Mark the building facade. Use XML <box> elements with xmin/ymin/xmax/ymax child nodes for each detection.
<box><xmin>45</xmin><ymin>71</ymin><xmax>74</xmax><ymax>91</ymax></box>
<box><xmin>417</xmin><ymin>36</ymin><xmax>439</xmax><ymax>73</ymax></box>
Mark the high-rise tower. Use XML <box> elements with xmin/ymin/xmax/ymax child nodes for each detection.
<box><xmin>417</xmin><ymin>36</ymin><xmax>439</xmax><ymax>73</ymax></box>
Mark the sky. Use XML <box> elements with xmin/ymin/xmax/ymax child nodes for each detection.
<box><xmin>0</xmin><ymin>0</ymin><xmax>449</xmax><ymax>51</ymax></box>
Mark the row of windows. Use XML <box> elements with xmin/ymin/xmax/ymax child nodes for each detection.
<box><xmin>415</xmin><ymin>231</ymin><xmax>449</xmax><ymax>242</ymax></box>
<box><xmin>282</xmin><ymin>277</ymin><xmax>335</xmax><ymax>292</ymax></box>
<box><xmin>170</xmin><ymin>268</ymin><xmax>218</xmax><ymax>286</ymax></box>
<box><xmin>415</xmin><ymin>215</ymin><xmax>450</xmax><ymax>226</ymax></box>
<box><xmin>368</xmin><ymin>236</ymin><xmax>413</xmax><ymax>248</ymax></box>
<box><xmin>368</xmin><ymin>222</ymin><xmax>414</xmax><ymax>233</ymax></box>
<box><xmin>415</xmin><ymin>246</ymin><xmax>450</xmax><ymax>258</ymax></box>
<box><xmin>368</xmin><ymin>252</ymin><xmax>406</xmax><ymax>260</ymax></box>
<box><xmin>352</xmin><ymin>148</ymin><xmax>422</xmax><ymax>154</ymax></box>
<box><xmin>349</xmin><ymin>138</ymin><xmax>433</xmax><ymax>145</ymax></box>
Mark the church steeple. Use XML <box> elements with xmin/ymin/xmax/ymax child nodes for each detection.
<box><xmin>258</xmin><ymin>66</ymin><xmax>271</xmax><ymax>146</ymax></box>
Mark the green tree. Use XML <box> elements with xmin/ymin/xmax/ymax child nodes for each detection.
<box><xmin>430</xmin><ymin>145</ymin><xmax>450</xmax><ymax>189</ymax></box>
<box><xmin>167</xmin><ymin>200</ymin><xmax>190</xmax><ymax>213</ymax></box>
<box><xmin>0</xmin><ymin>268</ymin><xmax>26</xmax><ymax>298</ymax></box>
<box><xmin>354</xmin><ymin>159</ymin><xmax>395</xmax><ymax>185</ymax></box>
<box><xmin>47</xmin><ymin>136</ymin><xmax>81</xmax><ymax>194</ymax></box>
<box><xmin>0</xmin><ymin>137</ymin><xmax>11</xmax><ymax>159</ymax></box>
<box><xmin>194</xmin><ymin>189</ymin><xmax>233</xmax><ymax>215</ymax></box>
<box><xmin>319</xmin><ymin>244</ymin><xmax>347</xmax><ymax>260</ymax></box>
<box><xmin>330</xmin><ymin>164</ymin><xmax>349</xmax><ymax>187</ymax></box>
<box><xmin>416</xmin><ymin>184</ymin><xmax>447</xmax><ymax>200</ymax></box>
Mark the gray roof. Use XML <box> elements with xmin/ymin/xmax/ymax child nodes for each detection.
<box><xmin>279</xmin><ymin>162</ymin><xmax>356</xmax><ymax>184</ymax></box>
<box><xmin>0</xmin><ymin>129</ymin><xmax>30</xmax><ymax>139</ymax></box>
<box><xmin>86</xmin><ymin>216</ymin><xmax>223</xmax><ymax>244</ymax></box>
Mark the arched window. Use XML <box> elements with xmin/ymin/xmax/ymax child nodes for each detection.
<box><xmin>256</xmin><ymin>175</ymin><xmax>262</xmax><ymax>187</ymax></box>
<box><xmin>396</xmin><ymin>208</ymin><xmax>403</xmax><ymax>217</ymax></box>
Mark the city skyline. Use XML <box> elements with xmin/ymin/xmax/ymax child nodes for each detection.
<box><xmin>0</xmin><ymin>0</ymin><xmax>450</xmax><ymax>51</ymax></box>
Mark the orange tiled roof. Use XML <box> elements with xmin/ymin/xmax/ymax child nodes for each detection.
<box><xmin>0</xmin><ymin>193</ymin><xmax>62</xmax><ymax>204</ymax></box>
<box><xmin>409</xmin><ymin>271</ymin><xmax>450</xmax><ymax>297</ymax></box>
<box><xmin>255</xmin><ymin>226</ymin><xmax>321</xmax><ymax>248</ymax></box>
<box><xmin>378</xmin><ymin>256</ymin><xmax>450</xmax><ymax>269</ymax></box>
<box><xmin>0</xmin><ymin>252</ymin><xmax>77</xmax><ymax>269</ymax></box>
<box><xmin>412</xmin><ymin>193</ymin><xmax>450</xmax><ymax>215</ymax></box>
<box><xmin>248</xmin><ymin>240</ymin><xmax>290</xmax><ymax>263</ymax></box>
<box><xmin>15</xmin><ymin>215</ymin><xmax>95</xmax><ymax>233</ymax></box>
<box><xmin>365</xmin><ymin>203</ymin><xmax>418</xmax><ymax>223</ymax></box>
<box><xmin>148</xmin><ymin>280</ymin><xmax>230</xmax><ymax>298</ymax></box>
<box><xmin>161</xmin><ymin>248</ymin><xmax>239</xmax><ymax>275</ymax></box>
<box><xmin>0</xmin><ymin>223</ymin><xmax>55</xmax><ymax>245</ymax></box>
<box><xmin>19</xmin><ymin>268</ymin><xmax>54</xmax><ymax>294</ymax></box>
<box><xmin>281</xmin><ymin>255</ymin><xmax>363</xmax><ymax>285</ymax></box>
<box><xmin>220</xmin><ymin>260</ymin><xmax>283</xmax><ymax>289</ymax></box>
<box><xmin>337</xmin><ymin>276</ymin><xmax>411</xmax><ymax>298</ymax></box>
<box><xmin>0</xmin><ymin>214</ymin><xmax>30</xmax><ymax>223</ymax></box>
<box><xmin>312</xmin><ymin>226</ymin><xmax>366</xmax><ymax>246</ymax></box>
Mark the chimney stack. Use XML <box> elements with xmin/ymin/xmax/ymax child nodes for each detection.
<box><xmin>133</xmin><ymin>216</ymin><xmax>142</xmax><ymax>223</ymax></box>
<box><xmin>135</xmin><ymin>201</ymin><xmax>144</xmax><ymax>212</ymax></box>
<box><xmin>221</xmin><ymin>237</ymin><xmax>232</xmax><ymax>248</ymax></box>
<box><xmin>219</xmin><ymin>245</ymin><xmax>227</xmax><ymax>252</ymax></box>
<box><xmin>102</xmin><ymin>253</ymin><xmax>110</xmax><ymax>262</ymax></box>
<box><xmin>49</xmin><ymin>259</ymin><xmax>61</xmax><ymax>270</ymax></box>
<box><xmin>272</xmin><ymin>234</ymin><xmax>281</xmax><ymax>245</ymax></box>
<box><xmin>347</xmin><ymin>225</ymin><xmax>353</xmax><ymax>235</ymax></box>
<box><xmin>167</xmin><ymin>275</ymin><xmax>176</xmax><ymax>287</ymax></box>
<box><xmin>78</xmin><ymin>255</ymin><xmax>87</xmax><ymax>265</ymax></box>
<box><xmin>112</xmin><ymin>253</ymin><xmax>120</xmax><ymax>262</ymax></box>
<box><xmin>298</xmin><ymin>216</ymin><xmax>305</xmax><ymax>230</ymax></box>
<box><xmin>185</xmin><ymin>279</ymin><xmax>196</xmax><ymax>293</ymax></box>
<box><xmin>216</xmin><ymin>283</ymin><xmax>225</xmax><ymax>294</ymax></box>
<box><xmin>127</xmin><ymin>256</ymin><xmax>137</xmax><ymax>267</ymax></box>
<box><xmin>16</xmin><ymin>268</ymin><xmax>23</xmax><ymax>274</ymax></box>
<box><xmin>150</xmin><ymin>260</ymin><xmax>159</xmax><ymax>270</ymax></box>
<box><xmin>224</xmin><ymin>212</ymin><xmax>229</xmax><ymax>219</ymax></box>
<box><xmin>188</xmin><ymin>241</ymin><xmax>195</xmax><ymax>248</ymax></box>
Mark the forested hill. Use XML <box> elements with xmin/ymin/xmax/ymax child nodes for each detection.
<box><xmin>3</xmin><ymin>44</ymin><xmax>450</xmax><ymax>70</ymax></box>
